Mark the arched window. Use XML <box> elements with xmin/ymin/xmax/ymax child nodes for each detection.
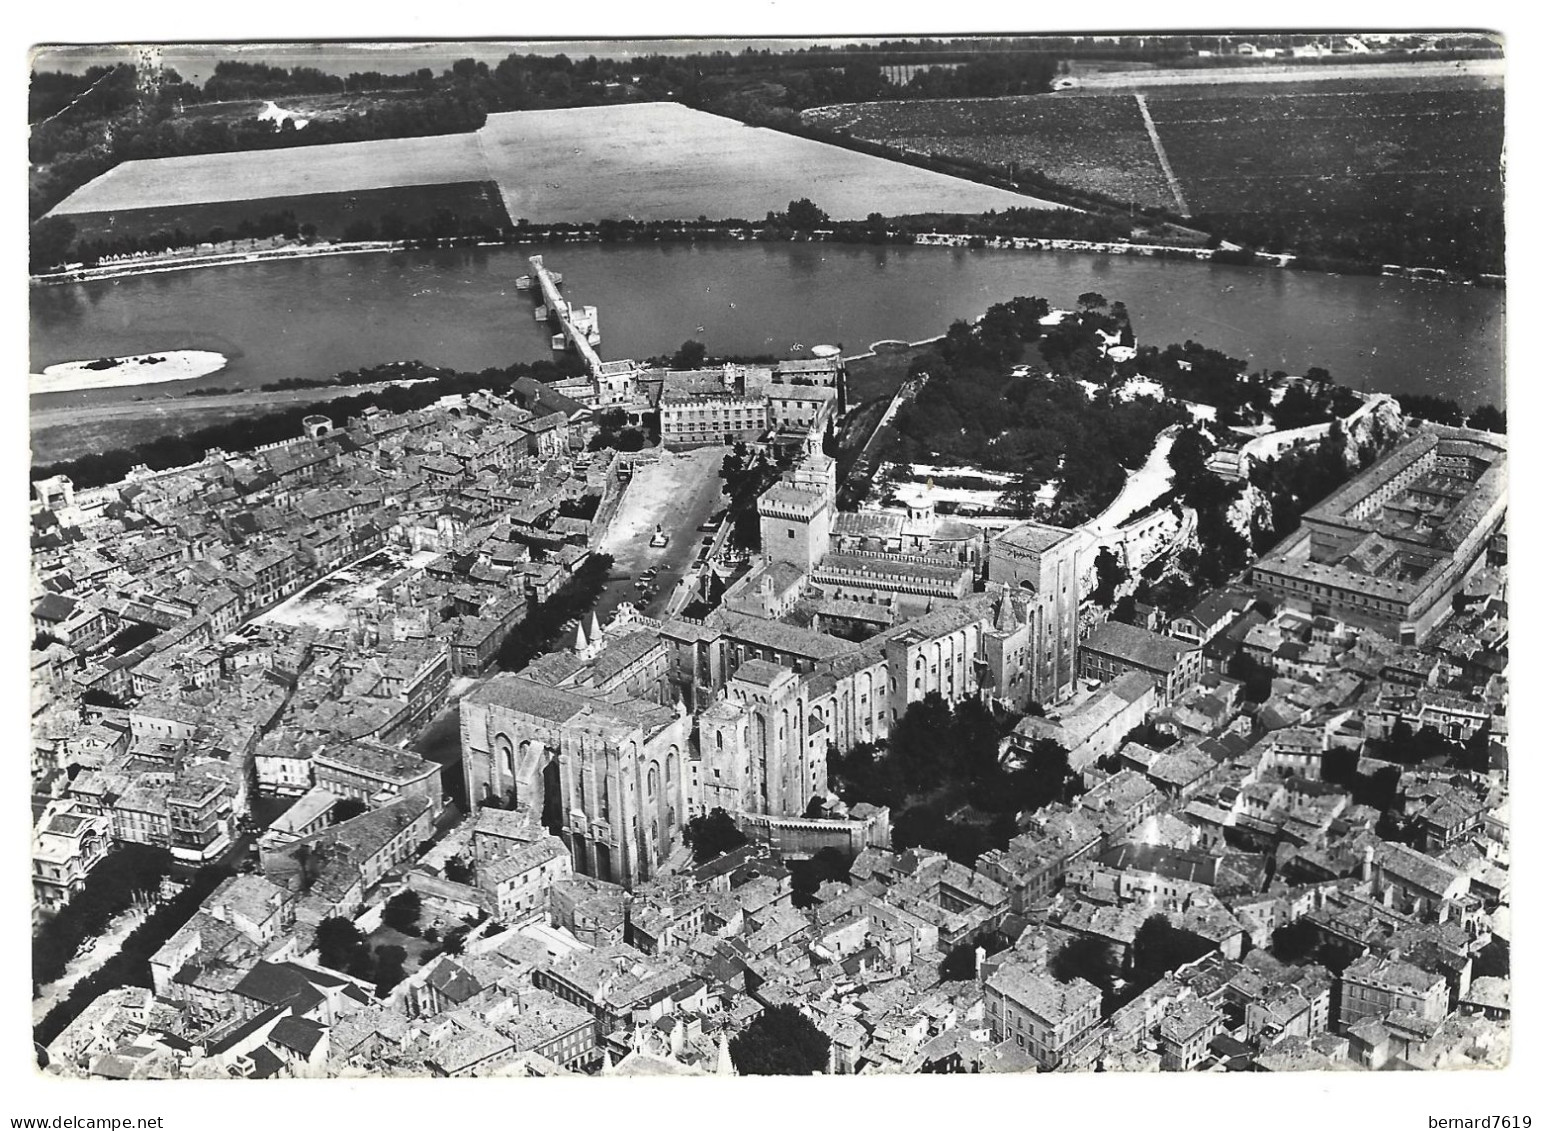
<box><xmin>494</xmin><ymin>734</ymin><xmax>515</xmax><ymax>779</ymax></box>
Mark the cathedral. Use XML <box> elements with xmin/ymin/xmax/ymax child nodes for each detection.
<box><xmin>459</xmin><ymin>444</ymin><xmax>1087</xmax><ymax>890</ymax></box>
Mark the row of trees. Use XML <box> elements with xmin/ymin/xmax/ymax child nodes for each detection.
<box><xmin>32</xmin><ymin>844</ymin><xmax>173</xmax><ymax>990</ymax></box>
<box><xmin>1395</xmin><ymin>393</ymin><xmax>1506</xmax><ymax>434</ymax></box>
<box><xmin>34</xmin><ymin>865</ymin><xmax>233</xmax><ymax>1050</ymax></box>
<box><xmin>33</xmin><ymin>196</ymin><xmax>512</xmax><ymax>272</ymax></box>
<box><xmin>586</xmin><ymin>206</ymin><xmax>1140</xmax><ymax>248</ymax></box>
<box><xmin>494</xmin><ymin>553</ymin><xmax>615</xmax><ymax>673</ymax></box>
<box><xmin>38</xmin><ymin>209</ymin><xmax>315</xmax><ymax>272</ymax></box>
<box><xmin>34</xmin><ymin>199</ymin><xmax>1166</xmax><ymax>274</ymax></box>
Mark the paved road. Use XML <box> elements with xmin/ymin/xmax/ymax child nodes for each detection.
<box><xmin>1085</xmin><ymin>425</ymin><xmax>1179</xmax><ymax>541</ymax></box>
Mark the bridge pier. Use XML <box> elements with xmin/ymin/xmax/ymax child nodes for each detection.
<box><xmin>527</xmin><ymin>255</ymin><xmax>604</xmax><ymax>377</ymax></box>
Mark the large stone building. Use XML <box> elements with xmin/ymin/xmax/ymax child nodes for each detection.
<box><xmin>983</xmin><ymin>959</ymin><xmax>1102</xmax><ymax>1069</ymax></box>
<box><xmin>459</xmin><ymin>676</ymin><xmax>694</xmax><ymax>889</ymax></box>
<box><xmin>655</xmin><ymin>356</ymin><xmax>844</xmax><ymax>449</ymax></box>
<box><xmin>458</xmin><ymin>443</ymin><xmax>1100</xmax><ymax>891</ymax></box>
<box><xmin>33</xmin><ymin>799</ymin><xmax>111</xmax><ymax>919</ymax></box>
<box><xmin>312</xmin><ymin>740</ymin><xmax>444</xmax><ymax>820</ymax></box>
<box><xmin>1078</xmin><ymin>620</ymin><xmax>1203</xmax><ymax>706</ymax></box>
<box><xmin>662</xmin><ymin>597</ymin><xmax>993</xmax><ymax>754</ymax></box>
<box><xmin>757</xmin><ymin>451</ymin><xmax>837</xmax><ymax>573</ymax></box>
<box><xmin>1251</xmin><ymin>425</ymin><xmax>1506</xmax><ymax>644</ymax></box>
<box><xmin>984</xmin><ymin>520</ymin><xmax>1088</xmax><ymax>707</ymax></box>
<box><xmin>658</xmin><ymin>366</ymin><xmax>775</xmax><ymax>447</ymax></box>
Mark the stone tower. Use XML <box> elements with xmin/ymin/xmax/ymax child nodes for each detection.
<box><xmin>757</xmin><ymin>450</ymin><xmax>836</xmax><ymax>572</ymax></box>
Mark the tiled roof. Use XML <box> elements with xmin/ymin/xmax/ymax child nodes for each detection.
<box><xmin>986</xmin><ymin>961</ymin><xmax>1100</xmax><ymax>1024</ymax></box>
<box><xmin>1083</xmin><ymin>621</ymin><xmax>1198</xmax><ymax>674</ymax></box>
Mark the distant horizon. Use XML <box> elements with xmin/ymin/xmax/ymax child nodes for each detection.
<box><xmin>29</xmin><ymin>31</ymin><xmax>1493</xmax><ymax>84</ymax></box>
<box><xmin>29</xmin><ymin>39</ymin><xmax>924</xmax><ymax>83</ymax></box>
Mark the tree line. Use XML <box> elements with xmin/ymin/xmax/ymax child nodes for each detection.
<box><xmin>1393</xmin><ymin>392</ymin><xmax>1505</xmax><ymax>434</ymax></box>
<box><xmin>34</xmin><ymin>197</ymin><xmax>1151</xmax><ymax>275</ymax></box>
<box><xmin>1204</xmin><ymin>201</ymin><xmax>1504</xmax><ymax>282</ymax></box>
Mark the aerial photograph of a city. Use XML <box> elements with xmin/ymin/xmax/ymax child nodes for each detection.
<box><xmin>21</xmin><ymin>19</ymin><xmax>1515</xmax><ymax>1111</ymax></box>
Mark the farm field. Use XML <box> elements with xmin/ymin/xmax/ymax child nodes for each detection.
<box><xmin>804</xmin><ymin>95</ymin><xmax>1179</xmax><ymax>210</ymax></box>
<box><xmin>59</xmin><ymin>181</ymin><xmax>511</xmax><ymax>246</ymax></box>
<box><xmin>467</xmin><ymin>103</ymin><xmax>1056</xmax><ymax>222</ymax></box>
<box><xmin>1145</xmin><ymin>86</ymin><xmax>1505</xmax><ymax>218</ymax></box>
<box><xmin>49</xmin><ymin>131</ymin><xmax>488</xmax><ymax>215</ymax></box>
<box><xmin>49</xmin><ymin>102</ymin><xmax>1057</xmax><ymax>225</ymax></box>
<box><xmin>801</xmin><ymin>78</ymin><xmax>1503</xmax><ymax>272</ymax></box>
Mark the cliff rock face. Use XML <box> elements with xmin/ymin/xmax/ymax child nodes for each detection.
<box><xmin>1238</xmin><ymin>394</ymin><xmax>1407</xmax><ymax>554</ymax></box>
<box><xmin>1232</xmin><ymin>482</ymin><xmax>1271</xmax><ymax>543</ymax></box>
<box><xmin>1345</xmin><ymin>394</ymin><xmax>1407</xmax><ymax>469</ymax></box>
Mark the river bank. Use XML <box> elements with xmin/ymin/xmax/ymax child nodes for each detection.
<box><xmin>31</xmin><ymin>223</ymin><xmax>1503</xmax><ymax>290</ymax></box>
<box><xmin>33</xmin><ymin>240</ymin><xmax>406</xmax><ymax>285</ymax></box>
<box><xmin>30</xmin><ymin>350</ymin><xmax>228</xmax><ymax>396</ymax></box>
<box><xmin>32</xmin><ymin>239</ymin><xmax>1504</xmax><ymax>416</ymax></box>
<box><xmin>28</xmin><ymin>380</ymin><xmax>423</xmax><ymax>465</ymax></box>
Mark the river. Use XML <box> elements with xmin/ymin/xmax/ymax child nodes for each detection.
<box><xmin>29</xmin><ymin>241</ymin><xmax>1504</xmax><ymax>412</ymax></box>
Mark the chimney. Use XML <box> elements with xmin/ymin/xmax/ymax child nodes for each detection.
<box><xmin>1361</xmin><ymin>843</ymin><xmax>1375</xmax><ymax>884</ymax></box>
<box><xmin>974</xmin><ymin>946</ymin><xmax>987</xmax><ymax>984</ymax></box>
